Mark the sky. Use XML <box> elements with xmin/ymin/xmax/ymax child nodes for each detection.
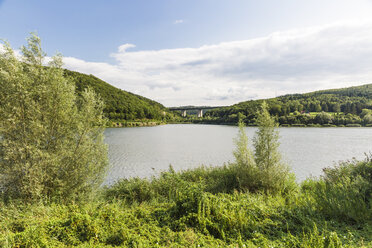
<box><xmin>1</xmin><ymin>0</ymin><xmax>372</xmax><ymax>106</ymax></box>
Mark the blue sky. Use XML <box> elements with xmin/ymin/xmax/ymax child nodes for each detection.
<box><xmin>2</xmin><ymin>0</ymin><xmax>372</xmax><ymax>106</ymax></box>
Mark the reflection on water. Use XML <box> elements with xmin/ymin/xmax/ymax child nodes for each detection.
<box><xmin>104</xmin><ymin>124</ymin><xmax>372</xmax><ymax>184</ymax></box>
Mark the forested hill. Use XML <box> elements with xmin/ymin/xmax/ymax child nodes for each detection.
<box><xmin>64</xmin><ymin>70</ymin><xmax>172</xmax><ymax>122</ymax></box>
<box><xmin>204</xmin><ymin>83</ymin><xmax>372</xmax><ymax>126</ymax></box>
<box><xmin>310</xmin><ymin>83</ymin><xmax>372</xmax><ymax>98</ymax></box>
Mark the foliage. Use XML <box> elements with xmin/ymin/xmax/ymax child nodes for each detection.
<box><xmin>230</xmin><ymin>120</ymin><xmax>259</xmax><ymax>193</ymax></box>
<box><xmin>0</xmin><ymin>35</ymin><xmax>371</xmax><ymax>247</ymax></box>
<box><xmin>254</xmin><ymin>102</ymin><xmax>280</xmax><ymax>169</ymax></box>
<box><xmin>203</xmin><ymin>83</ymin><xmax>372</xmax><ymax>126</ymax></box>
<box><xmin>363</xmin><ymin>114</ymin><xmax>372</xmax><ymax>125</ymax></box>
<box><xmin>1</xmin><ymin>162</ymin><xmax>371</xmax><ymax>247</ymax></box>
<box><xmin>0</xmin><ymin>140</ymin><xmax>371</xmax><ymax>246</ymax></box>
<box><xmin>253</xmin><ymin>102</ymin><xmax>293</xmax><ymax>194</ymax></box>
<box><xmin>315</xmin><ymin>112</ymin><xmax>333</xmax><ymax>124</ymax></box>
<box><xmin>0</xmin><ymin>34</ymin><xmax>108</xmax><ymax>202</ymax></box>
<box><xmin>311</xmin><ymin>156</ymin><xmax>372</xmax><ymax>223</ymax></box>
<box><xmin>230</xmin><ymin>102</ymin><xmax>294</xmax><ymax>194</ymax></box>
<box><xmin>233</xmin><ymin>120</ymin><xmax>255</xmax><ymax>170</ymax></box>
<box><xmin>64</xmin><ymin>70</ymin><xmax>176</xmax><ymax>123</ymax></box>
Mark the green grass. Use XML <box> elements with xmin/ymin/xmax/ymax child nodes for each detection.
<box><xmin>1</xmin><ymin>159</ymin><xmax>371</xmax><ymax>247</ymax></box>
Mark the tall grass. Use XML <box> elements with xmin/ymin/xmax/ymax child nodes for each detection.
<box><xmin>2</xmin><ymin>165</ymin><xmax>370</xmax><ymax>247</ymax></box>
<box><xmin>311</xmin><ymin>156</ymin><xmax>372</xmax><ymax>223</ymax></box>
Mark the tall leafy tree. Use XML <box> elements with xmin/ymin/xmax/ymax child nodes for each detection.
<box><xmin>233</xmin><ymin>120</ymin><xmax>254</xmax><ymax>168</ymax></box>
<box><xmin>253</xmin><ymin>101</ymin><xmax>290</xmax><ymax>193</ymax></box>
<box><xmin>232</xmin><ymin>118</ymin><xmax>260</xmax><ymax>192</ymax></box>
<box><xmin>0</xmin><ymin>34</ymin><xmax>108</xmax><ymax>202</ymax></box>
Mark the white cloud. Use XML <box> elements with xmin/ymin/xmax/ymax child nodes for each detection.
<box><xmin>62</xmin><ymin>21</ymin><xmax>372</xmax><ymax>106</ymax></box>
<box><xmin>174</xmin><ymin>19</ymin><xmax>184</xmax><ymax>24</ymax></box>
<box><xmin>117</xmin><ymin>43</ymin><xmax>135</xmax><ymax>53</ymax></box>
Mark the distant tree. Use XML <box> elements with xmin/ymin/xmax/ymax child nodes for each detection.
<box><xmin>270</xmin><ymin>104</ymin><xmax>282</xmax><ymax>116</ymax></box>
<box><xmin>355</xmin><ymin>102</ymin><xmax>363</xmax><ymax>114</ymax></box>
<box><xmin>360</xmin><ymin>109</ymin><xmax>372</xmax><ymax>118</ymax></box>
<box><xmin>344</xmin><ymin>113</ymin><xmax>361</xmax><ymax>125</ymax></box>
<box><xmin>315</xmin><ymin>103</ymin><xmax>322</xmax><ymax>112</ymax></box>
<box><xmin>282</xmin><ymin>105</ymin><xmax>290</xmax><ymax>115</ymax></box>
<box><xmin>237</xmin><ymin>112</ymin><xmax>246</xmax><ymax>123</ymax></box>
<box><xmin>321</xmin><ymin>102</ymin><xmax>329</xmax><ymax>112</ymax></box>
<box><xmin>332</xmin><ymin>103</ymin><xmax>341</xmax><ymax>113</ymax></box>
<box><xmin>351</xmin><ymin>103</ymin><xmax>357</xmax><ymax>115</ymax></box>
<box><xmin>344</xmin><ymin>102</ymin><xmax>351</xmax><ymax>113</ymax></box>
<box><xmin>228</xmin><ymin>114</ymin><xmax>239</xmax><ymax>123</ymax></box>
<box><xmin>315</xmin><ymin>112</ymin><xmax>333</xmax><ymax>125</ymax></box>
<box><xmin>0</xmin><ymin>34</ymin><xmax>108</xmax><ymax>202</ymax></box>
<box><xmin>363</xmin><ymin>114</ymin><xmax>372</xmax><ymax>125</ymax></box>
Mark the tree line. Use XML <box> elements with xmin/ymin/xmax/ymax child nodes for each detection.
<box><xmin>202</xmin><ymin>84</ymin><xmax>372</xmax><ymax>126</ymax></box>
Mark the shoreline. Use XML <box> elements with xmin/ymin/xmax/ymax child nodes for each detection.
<box><xmin>107</xmin><ymin>121</ymin><xmax>372</xmax><ymax>128</ymax></box>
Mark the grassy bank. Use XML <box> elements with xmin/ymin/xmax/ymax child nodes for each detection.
<box><xmin>1</xmin><ymin>157</ymin><xmax>371</xmax><ymax>247</ymax></box>
<box><xmin>109</xmin><ymin>120</ymin><xmax>166</xmax><ymax>128</ymax></box>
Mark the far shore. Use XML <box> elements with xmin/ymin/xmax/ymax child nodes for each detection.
<box><xmin>106</xmin><ymin>121</ymin><xmax>372</xmax><ymax>128</ymax></box>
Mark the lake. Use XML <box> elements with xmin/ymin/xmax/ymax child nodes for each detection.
<box><xmin>104</xmin><ymin>124</ymin><xmax>372</xmax><ymax>184</ymax></box>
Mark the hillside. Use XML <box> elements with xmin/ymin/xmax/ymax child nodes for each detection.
<box><xmin>64</xmin><ymin>70</ymin><xmax>173</xmax><ymax>122</ymax></box>
<box><xmin>204</xmin><ymin>83</ymin><xmax>372</xmax><ymax>126</ymax></box>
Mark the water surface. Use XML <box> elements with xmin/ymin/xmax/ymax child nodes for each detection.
<box><xmin>104</xmin><ymin>124</ymin><xmax>372</xmax><ymax>184</ymax></box>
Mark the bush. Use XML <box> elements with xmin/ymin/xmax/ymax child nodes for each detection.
<box><xmin>0</xmin><ymin>34</ymin><xmax>108</xmax><ymax>202</ymax></box>
<box><xmin>176</xmin><ymin>165</ymin><xmax>238</xmax><ymax>194</ymax></box>
<box><xmin>312</xmin><ymin>156</ymin><xmax>372</xmax><ymax>223</ymax></box>
<box><xmin>104</xmin><ymin>177</ymin><xmax>156</xmax><ymax>203</ymax></box>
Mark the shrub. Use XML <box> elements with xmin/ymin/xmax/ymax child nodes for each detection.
<box><xmin>103</xmin><ymin>177</ymin><xmax>156</xmax><ymax>203</ymax></box>
<box><xmin>313</xmin><ymin>156</ymin><xmax>372</xmax><ymax>223</ymax></box>
<box><xmin>0</xmin><ymin>34</ymin><xmax>108</xmax><ymax>202</ymax></box>
<box><xmin>176</xmin><ymin>165</ymin><xmax>238</xmax><ymax>194</ymax></box>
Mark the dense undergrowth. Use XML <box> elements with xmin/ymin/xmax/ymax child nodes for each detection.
<box><xmin>1</xmin><ymin>157</ymin><xmax>371</xmax><ymax>247</ymax></box>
